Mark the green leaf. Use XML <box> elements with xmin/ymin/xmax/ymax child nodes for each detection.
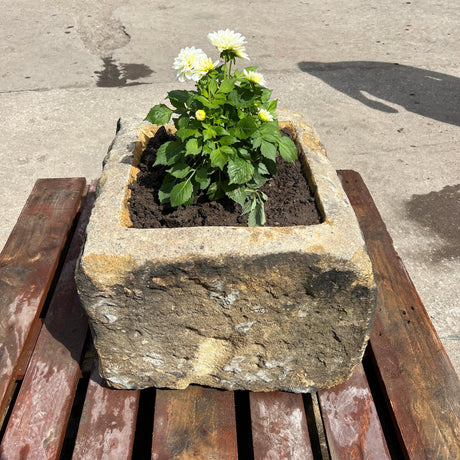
<box><xmin>257</xmin><ymin>162</ymin><xmax>270</xmax><ymax>175</ymax></box>
<box><xmin>210</xmin><ymin>148</ymin><xmax>228</xmax><ymax>170</ymax></box>
<box><xmin>176</xmin><ymin>127</ymin><xmax>198</xmax><ymax>142</ymax></box>
<box><xmin>219</xmin><ymin>135</ymin><xmax>238</xmax><ymax>146</ymax></box>
<box><xmin>261</xmin><ymin>89</ymin><xmax>273</xmax><ymax>103</ymax></box>
<box><xmin>167</xmin><ymin>90</ymin><xmax>191</xmax><ymax>109</ymax></box>
<box><xmin>260</xmin><ymin>140</ymin><xmax>277</xmax><ymax>161</ymax></box>
<box><xmin>154</xmin><ymin>141</ymin><xmax>184</xmax><ymax>166</ymax></box>
<box><xmin>227</xmin><ymin>157</ymin><xmax>255</xmax><ymax>184</ymax></box>
<box><xmin>185</xmin><ymin>138</ymin><xmax>201</xmax><ymax>156</ymax></box>
<box><xmin>241</xmin><ymin>196</ymin><xmax>256</xmax><ymax>215</ymax></box>
<box><xmin>203</xmin><ymin>126</ymin><xmax>217</xmax><ymax>141</ymax></box>
<box><xmin>209</xmin><ymin>76</ymin><xmax>218</xmax><ymax>95</ymax></box>
<box><xmin>278</xmin><ymin>136</ymin><xmax>298</xmax><ymax>163</ymax></box>
<box><xmin>219</xmin><ymin>78</ymin><xmax>236</xmax><ymax>93</ymax></box>
<box><xmin>260</xmin><ymin>121</ymin><xmax>281</xmax><ymax>138</ymax></box>
<box><xmin>251</xmin><ymin>170</ymin><xmax>269</xmax><ymax>188</ymax></box>
<box><xmin>170</xmin><ymin>179</ymin><xmax>193</xmax><ymax>207</ymax></box>
<box><xmin>248</xmin><ymin>201</ymin><xmax>266</xmax><ymax>227</ymax></box>
<box><xmin>158</xmin><ymin>175</ymin><xmax>175</xmax><ymax>204</ymax></box>
<box><xmin>266</xmin><ymin>99</ymin><xmax>278</xmax><ymax>112</ymax></box>
<box><xmin>195</xmin><ymin>167</ymin><xmax>212</xmax><ymax>189</ymax></box>
<box><xmin>212</xmin><ymin>126</ymin><xmax>231</xmax><ymax>136</ymax></box>
<box><xmin>232</xmin><ymin>117</ymin><xmax>258</xmax><ymax>140</ymax></box>
<box><xmin>145</xmin><ymin>104</ymin><xmax>173</xmax><ymax>125</ymax></box>
<box><xmin>226</xmin><ymin>186</ymin><xmax>248</xmax><ymax>206</ymax></box>
<box><xmin>194</xmin><ymin>95</ymin><xmax>219</xmax><ymax>109</ymax></box>
<box><xmin>167</xmin><ymin>162</ymin><xmax>192</xmax><ymax>179</ymax></box>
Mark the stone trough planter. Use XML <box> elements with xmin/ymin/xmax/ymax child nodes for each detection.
<box><xmin>75</xmin><ymin>110</ymin><xmax>377</xmax><ymax>393</ymax></box>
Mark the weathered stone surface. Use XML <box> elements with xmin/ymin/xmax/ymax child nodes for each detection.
<box><xmin>75</xmin><ymin>110</ymin><xmax>377</xmax><ymax>392</ymax></box>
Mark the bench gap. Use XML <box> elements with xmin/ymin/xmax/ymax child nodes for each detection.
<box><xmin>234</xmin><ymin>390</ymin><xmax>255</xmax><ymax>459</ymax></box>
<box><xmin>0</xmin><ymin>380</ymin><xmax>22</xmax><ymax>445</ymax></box>
<box><xmin>131</xmin><ymin>386</ymin><xmax>156</xmax><ymax>458</ymax></box>
<box><xmin>59</xmin><ymin>375</ymin><xmax>90</xmax><ymax>459</ymax></box>
<box><xmin>303</xmin><ymin>392</ymin><xmax>331</xmax><ymax>459</ymax></box>
<box><xmin>362</xmin><ymin>346</ymin><xmax>408</xmax><ymax>459</ymax></box>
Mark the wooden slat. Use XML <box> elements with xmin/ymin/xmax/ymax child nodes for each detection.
<box><xmin>338</xmin><ymin>170</ymin><xmax>460</xmax><ymax>459</ymax></box>
<box><xmin>71</xmin><ymin>367</ymin><xmax>140</xmax><ymax>459</ymax></box>
<box><xmin>318</xmin><ymin>363</ymin><xmax>391</xmax><ymax>459</ymax></box>
<box><xmin>152</xmin><ymin>386</ymin><xmax>238</xmax><ymax>459</ymax></box>
<box><xmin>250</xmin><ymin>391</ymin><xmax>314</xmax><ymax>460</ymax></box>
<box><xmin>0</xmin><ymin>178</ymin><xmax>86</xmax><ymax>424</ymax></box>
<box><xmin>0</xmin><ymin>181</ymin><xmax>95</xmax><ymax>459</ymax></box>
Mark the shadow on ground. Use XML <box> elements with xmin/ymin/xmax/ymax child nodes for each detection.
<box><xmin>406</xmin><ymin>184</ymin><xmax>460</xmax><ymax>261</ymax></box>
<box><xmin>298</xmin><ymin>61</ymin><xmax>460</xmax><ymax>126</ymax></box>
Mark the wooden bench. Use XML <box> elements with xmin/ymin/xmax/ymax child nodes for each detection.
<box><xmin>0</xmin><ymin>172</ymin><xmax>458</xmax><ymax>459</ymax></box>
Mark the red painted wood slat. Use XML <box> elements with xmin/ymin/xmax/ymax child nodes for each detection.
<box><xmin>318</xmin><ymin>363</ymin><xmax>391</xmax><ymax>459</ymax></box>
<box><xmin>71</xmin><ymin>367</ymin><xmax>140</xmax><ymax>460</ymax></box>
<box><xmin>0</xmin><ymin>178</ymin><xmax>86</xmax><ymax>425</ymax></box>
<box><xmin>152</xmin><ymin>386</ymin><xmax>238</xmax><ymax>459</ymax></box>
<box><xmin>0</xmin><ymin>181</ymin><xmax>94</xmax><ymax>459</ymax></box>
<box><xmin>250</xmin><ymin>391</ymin><xmax>314</xmax><ymax>460</ymax></box>
<box><xmin>338</xmin><ymin>170</ymin><xmax>460</xmax><ymax>459</ymax></box>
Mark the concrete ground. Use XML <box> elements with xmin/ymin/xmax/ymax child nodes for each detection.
<box><xmin>1</xmin><ymin>0</ymin><xmax>458</xmax><ymax>374</ymax></box>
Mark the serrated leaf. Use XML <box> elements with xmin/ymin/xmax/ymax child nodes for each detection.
<box><xmin>154</xmin><ymin>141</ymin><xmax>184</xmax><ymax>166</ymax></box>
<box><xmin>241</xmin><ymin>196</ymin><xmax>256</xmax><ymax>215</ymax></box>
<box><xmin>260</xmin><ymin>140</ymin><xmax>277</xmax><ymax>161</ymax></box>
<box><xmin>248</xmin><ymin>201</ymin><xmax>266</xmax><ymax>227</ymax></box>
<box><xmin>227</xmin><ymin>157</ymin><xmax>255</xmax><ymax>184</ymax></box>
<box><xmin>186</xmin><ymin>138</ymin><xmax>201</xmax><ymax>156</ymax></box>
<box><xmin>213</xmin><ymin>126</ymin><xmax>231</xmax><ymax>136</ymax></box>
<box><xmin>257</xmin><ymin>162</ymin><xmax>270</xmax><ymax>175</ymax></box>
<box><xmin>266</xmin><ymin>99</ymin><xmax>278</xmax><ymax>112</ymax></box>
<box><xmin>260</xmin><ymin>121</ymin><xmax>281</xmax><ymax>137</ymax></box>
<box><xmin>219</xmin><ymin>135</ymin><xmax>238</xmax><ymax>146</ymax></box>
<box><xmin>278</xmin><ymin>136</ymin><xmax>298</xmax><ymax>163</ymax></box>
<box><xmin>233</xmin><ymin>117</ymin><xmax>258</xmax><ymax>140</ymax></box>
<box><xmin>158</xmin><ymin>175</ymin><xmax>175</xmax><ymax>204</ymax></box>
<box><xmin>176</xmin><ymin>127</ymin><xmax>198</xmax><ymax>142</ymax></box>
<box><xmin>219</xmin><ymin>78</ymin><xmax>236</xmax><ymax>93</ymax></box>
<box><xmin>261</xmin><ymin>89</ymin><xmax>273</xmax><ymax>103</ymax></box>
<box><xmin>145</xmin><ymin>104</ymin><xmax>173</xmax><ymax>125</ymax></box>
<box><xmin>226</xmin><ymin>186</ymin><xmax>248</xmax><ymax>206</ymax></box>
<box><xmin>170</xmin><ymin>179</ymin><xmax>193</xmax><ymax>207</ymax></box>
<box><xmin>167</xmin><ymin>162</ymin><xmax>192</xmax><ymax>179</ymax></box>
<box><xmin>251</xmin><ymin>170</ymin><xmax>269</xmax><ymax>188</ymax></box>
<box><xmin>210</xmin><ymin>148</ymin><xmax>228</xmax><ymax>170</ymax></box>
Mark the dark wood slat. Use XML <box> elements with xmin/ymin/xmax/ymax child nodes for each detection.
<box><xmin>338</xmin><ymin>170</ymin><xmax>460</xmax><ymax>459</ymax></box>
<box><xmin>0</xmin><ymin>181</ymin><xmax>95</xmax><ymax>458</ymax></box>
<box><xmin>0</xmin><ymin>178</ymin><xmax>86</xmax><ymax>425</ymax></box>
<box><xmin>152</xmin><ymin>386</ymin><xmax>238</xmax><ymax>459</ymax></box>
<box><xmin>250</xmin><ymin>391</ymin><xmax>314</xmax><ymax>460</ymax></box>
<box><xmin>71</xmin><ymin>367</ymin><xmax>140</xmax><ymax>459</ymax></box>
<box><xmin>318</xmin><ymin>363</ymin><xmax>391</xmax><ymax>459</ymax></box>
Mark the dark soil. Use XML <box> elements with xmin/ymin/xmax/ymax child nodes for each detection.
<box><xmin>128</xmin><ymin>127</ymin><xmax>322</xmax><ymax>228</ymax></box>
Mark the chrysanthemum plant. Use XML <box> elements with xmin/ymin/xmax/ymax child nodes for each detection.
<box><xmin>145</xmin><ymin>30</ymin><xmax>297</xmax><ymax>226</ymax></box>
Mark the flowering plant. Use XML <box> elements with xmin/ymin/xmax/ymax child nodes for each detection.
<box><xmin>145</xmin><ymin>30</ymin><xmax>297</xmax><ymax>226</ymax></box>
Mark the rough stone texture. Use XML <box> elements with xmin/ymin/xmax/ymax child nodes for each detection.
<box><xmin>75</xmin><ymin>110</ymin><xmax>377</xmax><ymax>392</ymax></box>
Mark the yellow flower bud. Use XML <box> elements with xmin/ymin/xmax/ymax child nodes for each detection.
<box><xmin>196</xmin><ymin>109</ymin><xmax>206</xmax><ymax>121</ymax></box>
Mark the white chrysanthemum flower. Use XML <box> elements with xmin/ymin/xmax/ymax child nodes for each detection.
<box><xmin>173</xmin><ymin>46</ymin><xmax>206</xmax><ymax>82</ymax></box>
<box><xmin>207</xmin><ymin>29</ymin><xmax>249</xmax><ymax>60</ymax></box>
<box><xmin>193</xmin><ymin>55</ymin><xmax>219</xmax><ymax>80</ymax></box>
<box><xmin>243</xmin><ymin>69</ymin><xmax>266</xmax><ymax>86</ymax></box>
<box><xmin>258</xmin><ymin>108</ymin><xmax>273</xmax><ymax>122</ymax></box>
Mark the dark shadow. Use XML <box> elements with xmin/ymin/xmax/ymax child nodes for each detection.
<box><xmin>405</xmin><ymin>184</ymin><xmax>460</xmax><ymax>261</ymax></box>
<box><xmin>298</xmin><ymin>61</ymin><xmax>460</xmax><ymax>126</ymax></box>
<box><xmin>95</xmin><ymin>57</ymin><xmax>153</xmax><ymax>87</ymax></box>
